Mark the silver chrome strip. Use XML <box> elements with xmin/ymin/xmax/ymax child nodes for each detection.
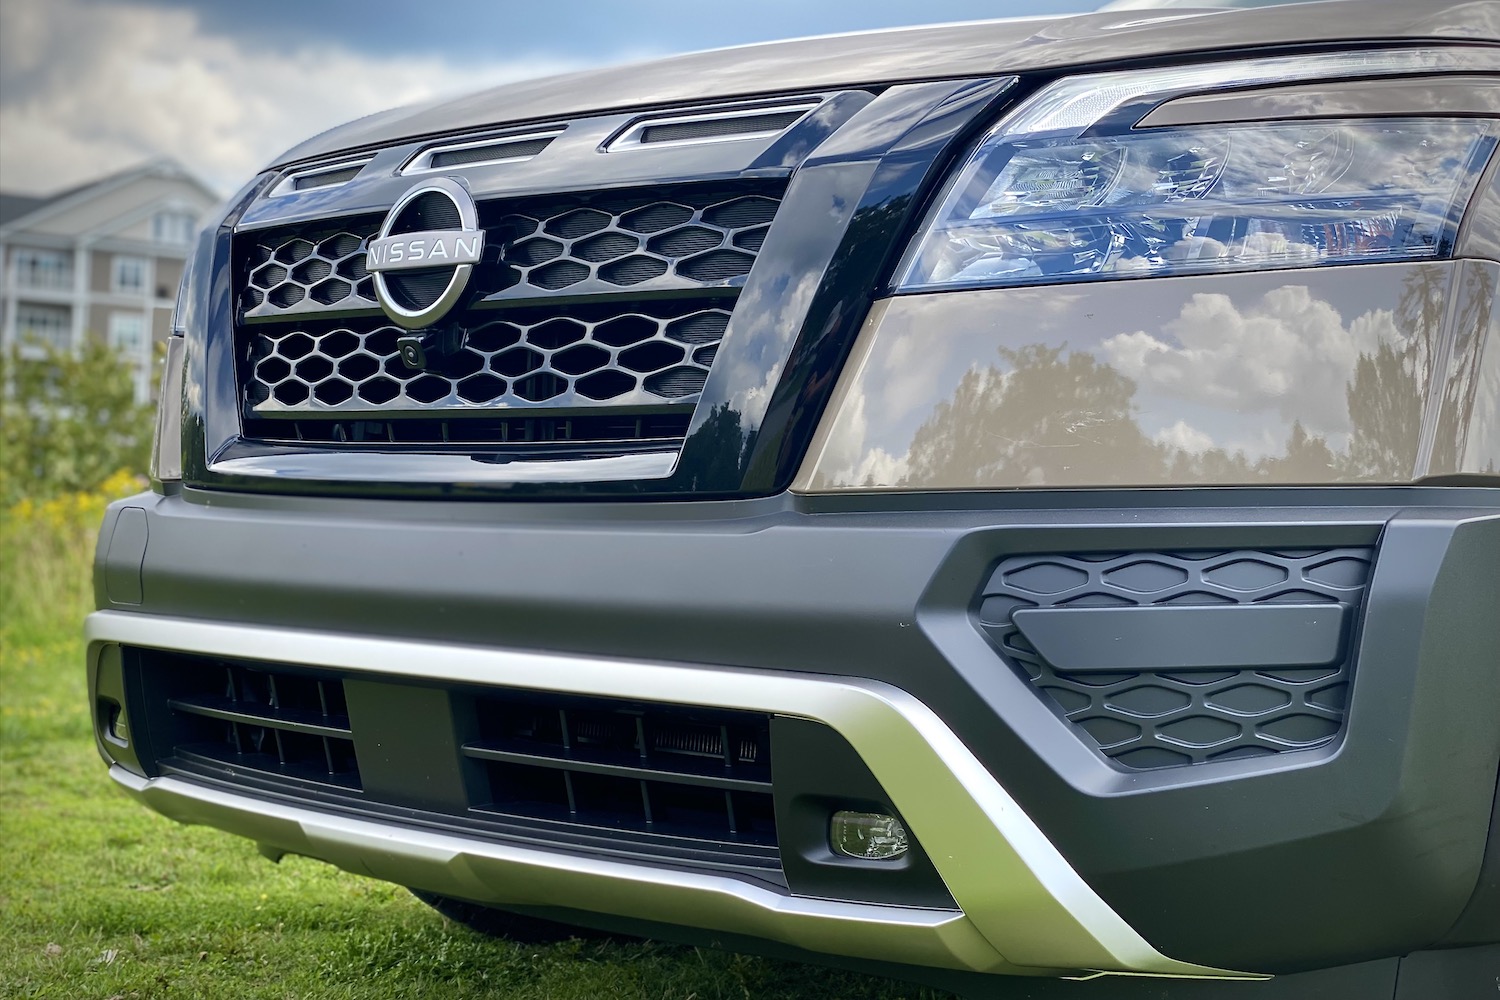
<box><xmin>87</xmin><ymin>611</ymin><xmax>1263</xmax><ymax>980</ymax></box>
<box><xmin>207</xmin><ymin>449</ymin><xmax>680</xmax><ymax>484</ymax></box>
<box><xmin>108</xmin><ymin>767</ymin><xmax>1004</xmax><ymax>974</ymax></box>
<box><xmin>606</xmin><ymin>99</ymin><xmax>822</xmax><ymax>151</ymax></box>
<box><xmin>402</xmin><ymin>129</ymin><xmax>564</xmax><ymax>174</ymax></box>
<box><xmin>269</xmin><ymin>157</ymin><xmax>374</xmax><ymax>198</ymax></box>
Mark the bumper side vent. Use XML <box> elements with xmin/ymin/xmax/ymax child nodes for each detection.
<box><xmin>141</xmin><ymin>651</ymin><xmax>360</xmax><ymax>790</ymax></box>
<box><xmin>465</xmin><ymin>692</ymin><xmax>776</xmax><ymax>847</ymax></box>
<box><xmin>977</xmin><ymin>547</ymin><xmax>1374</xmax><ymax>770</ymax></box>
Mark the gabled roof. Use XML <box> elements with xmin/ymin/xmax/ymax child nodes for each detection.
<box><xmin>0</xmin><ymin>192</ymin><xmax>49</xmax><ymax>228</ymax></box>
<box><xmin>0</xmin><ymin>158</ymin><xmax>219</xmax><ymax>234</ymax></box>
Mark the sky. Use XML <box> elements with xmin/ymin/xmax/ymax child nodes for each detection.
<box><xmin>0</xmin><ymin>0</ymin><xmax>1100</xmax><ymax>198</ymax></box>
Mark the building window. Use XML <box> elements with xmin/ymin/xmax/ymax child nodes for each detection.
<box><xmin>112</xmin><ymin>255</ymin><xmax>147</xmax><ymax>294</ymax></box>
<box><xmin>107</xmin><ymin>312</ymin><xmax>148</xmax><ymax>358</ymax></box>
<box><xmin>13</xmin><ymin>248</ymin><xmax>72</xmax><ymax>291</ymax></box>
<box><xmin>16</xmin><ymin>304</ymin><xmax>72</xmax><ymax>351</ymax></box>
<box><xmin>152</xmin><ymin>209</ymin><xmax>199</xmax><ymax>246</ymax></box>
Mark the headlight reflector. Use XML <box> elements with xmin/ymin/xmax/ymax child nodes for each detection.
<box><xmin>901</xmin><ymin>120</ymin><xmax>1496</xmax><ymax>288</ymax></box>
<box><xmin>897</xmin><ymin>48</ymin><xmax>1499</xmax><ymax>291</ymax></box>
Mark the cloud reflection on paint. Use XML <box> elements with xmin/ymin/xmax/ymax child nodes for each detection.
<box><xmin>803</xmin><ymin>263</ymin><xmax>1499</xmax><ymax>490</ymax></box>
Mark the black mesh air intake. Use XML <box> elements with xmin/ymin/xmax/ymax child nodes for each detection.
<box><xmin>977</xmin><ymin>548</ymin><xmax>1374</xmax><ymax>770</ymax></box>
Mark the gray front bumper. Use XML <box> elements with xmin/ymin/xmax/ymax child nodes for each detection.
<box><xmin>90</xmin><ymin>487</ymin><xmax>1500</xmax><ymax>972</ymax></box>
<box><xmin>90</xmin><ymin>610</ymin><xmax>1250</xmax><ymax>980</ymax></box>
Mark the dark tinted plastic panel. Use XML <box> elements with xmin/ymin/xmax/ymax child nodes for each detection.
<box><xmin>1010</xmin><ymin>604</ymin><xmax>1349</xmax><ymax>672</ymax></box>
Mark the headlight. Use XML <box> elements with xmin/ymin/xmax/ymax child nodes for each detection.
<box><xmin>148</xmin><ymin>337</ymin><xmax>185</xmax><ymax>488</ymax></box>
<box><xmin>897</xmin><ymin>49</ymin><xmax>1498</xmax><ymax>290</ymax></box>
<box><xmin>149</xmin><ymin>256</ymin><xmax>193</xmax><ymax>488</ymax></box>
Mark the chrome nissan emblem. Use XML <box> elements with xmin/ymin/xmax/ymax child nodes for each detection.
<box><xmin>366</xmin><ymin>177</ymin><xmax>485</xmax><ymax>329</ymax></box>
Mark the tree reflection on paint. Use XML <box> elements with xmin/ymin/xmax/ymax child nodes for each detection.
<box><xmin>904</xmin><ymin>345</ymin><xmax>1156</xmax><ymax>487</ymax></box>
<box><xmin>896</xmin><ymin>265</ymin><xmax>1490</xmax><ymax>487</ymax></box>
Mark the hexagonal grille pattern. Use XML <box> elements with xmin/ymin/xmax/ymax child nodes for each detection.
<box><xmin>242</xmin><ymin>222</ymin><xmax>381</xmax><ymax>318</ymax></box>
<box><xmin>236</xmin><ymin>184</ymin><xmax>784</xmax><ymax>322</ymax></box>
<box><xmin>244</xmin><ymin>302</ymin><xmax>733</xmax><ymax>416</ymax></box>
<box><xmin>497</xmin><ymin>189</ymin><xmax>778</xmax><ymax>293</ymax></box>
<box><xmin>976</xmin><ymin>548</ymin><xmax>1374</xmax><ymax>770</ymax></box>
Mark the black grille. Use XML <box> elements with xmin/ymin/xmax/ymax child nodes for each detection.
<box><xmin>466</xmin><ymin>691</ymin><xmax>776</xmax><ymax>847</ymax></box>
<box><xmin>127</xmin><ymin>649</ymin><xmax>781</xmax><ymax>878</ymax></box>
<box><xmin>242</xmin><ymin>411</ymin><xmax>691</xmax><ymax>447</ymax></box>
<box><xmin>496</xmin><ymin>187</ymin><xmax>776</xmax><ymax>293</ymax></box>
<box><xmin>234</xmin><ymin>182</ymin><xmax>782</xmax><ymax>449</ymax></box>
<box><xmin>141</xmin><ymin>651</ymin><xmax>359</xmax><ymax>790</ymax></box>
<box><xmin>241</xmin><ymin>300</ymin><xmax>730</xmax><ymax>416</ymax></box>
<box><xmin>243</xmin><ymin>221</ymin><xmax>379</xmax><ymax>313</ymax></box>
<box><xmin>237</xmin><ymin>183</ymin><xmax>782</xmax><ymax>323</ymax></box>
<box><xmin>977</xmin><ymin>548</ymin><xmax>1374</xmax><ymax>770</ymax></box>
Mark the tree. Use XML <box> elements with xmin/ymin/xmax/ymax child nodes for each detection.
<box><xmin>0</xmin><ymin>339</ymin><xmax>155</xmax><ymax>506</ymax></box>
<box><xmin>903</xmin><ymin>344</ymin><xmax>1161</xmax><ymax>488</ymax></box>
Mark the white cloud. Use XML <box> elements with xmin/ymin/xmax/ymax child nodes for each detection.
<box><xmin>807</xmin><ymin>375</ymin><xmax>909</xmax><ymax>488</ymax></box>
<box><xmin>0</xmin><ymin>0</ymin><xmax>585</xmax><ymax>195</ymax></box>
<box><xmin>1101</xmin><ymin>286</ymin><xmax>1404</xmax><ymax>439</ymax></box>
<box><xmin>1153</xmin><ymin>419</ymin><xmax>1214</xmax><ymax>454</ymax></box>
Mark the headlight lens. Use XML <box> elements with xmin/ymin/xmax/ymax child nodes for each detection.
<box><xmin>150</xmin><ymin>254</ymin><xmax>194</xmax><ymax>488</ymax></box>
<box><xmin>148</xmin><ymin>336</ymin><xmax>185</xmax><ymax>487</ymax></box>
<box><xmin>897</xmin><ymin>49</ymin><xmax>1499</xmax><ymax>291</ymax></box>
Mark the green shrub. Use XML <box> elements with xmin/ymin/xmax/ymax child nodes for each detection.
<box><xmin>1</xmin><ymin>340</ymin><xmax>154</xmax><ymax>643</ymax></box>
<box><xmin>0</xmin><ymin>339</ymin><xmax>155</xmax><ymax>507</ymax></box>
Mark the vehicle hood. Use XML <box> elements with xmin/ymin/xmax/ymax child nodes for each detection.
<box><xmin>272</xmin><ymin>0</ymin><xmax>1497</xmax><ymax>168</ymax></box>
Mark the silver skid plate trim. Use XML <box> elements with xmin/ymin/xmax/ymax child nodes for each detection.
<box><xmin>89</xmin><ymin>610</ymin><xmax>1262</xmax><ymax>980</ymax></box>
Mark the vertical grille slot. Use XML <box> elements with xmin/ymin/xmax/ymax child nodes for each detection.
<box><xmin>465</xmin><ymin>693</ymin><xmax>775</xmax><ymax>846</ymax></box>
<box><xmin>144</xmin><ymin>652</ymin><xmax>360</xmax><ymax>789</ymax></box>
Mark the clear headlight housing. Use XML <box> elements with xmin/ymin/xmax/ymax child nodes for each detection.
<box><xmin>897</xmin><ymin>50</ymin><xmax>1499</xmax><ymax>291</ymax></box>
<box><xmin>149</xmin><ymin>256</ymin><xmax>193</xmax><ymax>489</ymax></box>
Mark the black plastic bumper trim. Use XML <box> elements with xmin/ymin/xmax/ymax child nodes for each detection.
<box><xmin>1010</xmin><ymin>604</ymin><xmax>1350</xmax><ymax>672</ymax></box>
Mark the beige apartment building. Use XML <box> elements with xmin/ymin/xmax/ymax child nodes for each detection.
<box><xmin>0</xmin><ymin>159</ymin><xmax>220</xmax><ymax>401</ymax></box>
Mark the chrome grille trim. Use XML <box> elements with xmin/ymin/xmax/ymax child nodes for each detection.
<box><xmin>402</xmin><ymin>129</ymin><xmax>565</xmax><ymax>173</ymax></box>
<box><xmin>606</xmin><ymin>98</ymin><xmax>822</xmax><ymax>150</ymax></box>
<box><xmin>269</xmin><ymin>157</ymin><xmax>374</xmax><ymax>198</ymax></box>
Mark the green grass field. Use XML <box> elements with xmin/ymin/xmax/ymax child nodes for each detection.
<box><xmin>0</xmin><ymin>489</ymin><xmax>954</xmax><ymax>999</ymax></box>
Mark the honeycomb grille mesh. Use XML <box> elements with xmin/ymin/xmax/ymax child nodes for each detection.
<box><xmin>977</xmin><ymin>548</ymin><xmax>1374</xmax><ymax>770</ymax></box>
<box><xmin>244</xmin><ymin>303</ymin><xmax>731</xmax><ymax>414</ymax></box>
<box><xmin>236</xmin><ymin>185</ymin><xmax>782</xmax><ymax>322</ymax></box>
<box><xmin>242</xmin><ymin>223</ymin><xmax>379</xmax><ymax>316</ymax></box>
<box><xmin>236</xmin><ymin>182</ymin><xmax>782</xmax><ymax>436</ymax></box>
<box><xmin>497</xmin><ymin>189</ymin><xmax>777</xmax><ymax>292</ymax></box>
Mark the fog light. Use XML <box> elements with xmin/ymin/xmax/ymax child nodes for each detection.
<box><xmin>830</xmin><ymin>810</ymin><xmax>909</xmax><ymax>860</ymax></box>
<box><xmin>98</xmin><ymin>698</ymin><xmax>128</xmax><ymax>747</ymax></box>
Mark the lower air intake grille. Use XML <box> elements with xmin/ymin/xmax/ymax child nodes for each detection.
<box><xmin>977</xmin><ymin>547</ymin><xmax>1374</xmax><ymax>770</ymax></box>
<box><xmin>466</xmin><ymin>691</ymin><xmax>776</xmax><ymax>847</ymax></box>
<box><xmin>141</xmin><ymin>651</ymin><xmax>360</xmax><ymax>790</ymax></box>
<box><xmin>126</xmin><ymin>649</ymin><xmax>781</xmax><ymax>877</ymax></box>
